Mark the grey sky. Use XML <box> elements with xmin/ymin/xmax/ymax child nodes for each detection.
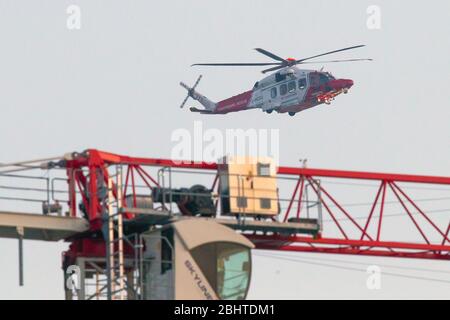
<box><xmin>0</xmin><ymin>0</ymin><xmax>449</xmax><ymax>299</ymax></box>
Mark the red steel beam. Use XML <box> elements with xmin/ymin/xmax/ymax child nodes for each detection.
<box><xmin>360</xmin><ymin>181</ymin><xmax>384</xmax><ymax>240</ymax></box>
<box><xmin>247</xmin><ymin>234</ymin><xmax>450</xmax><ymax>252</ymax></box>
<box><xmin>296</xmin><ymin>177</ymin><xmax>305</xmax><ymax>219</ymax></box>
<box><xmin>80</xmin><ymin>149</ymin><xmax>450</xmax><ymax>185</ymax></box>
<box><xmin>277</xmin><ymin>167</ymin><xmax>450</xmax><ymax>185</ymax></box>
<box><xmin>89</xmin><ymin>149</ymin><xmax>218</xmax><ymax>170</ymax></box>
<box><xmin>247</xmin><ymin>234</ymin><xmax>450</xmax><ymax>259</ymax></box>
<box><xmin>253</xmin><ymin>244</ymin><xmax>450</xmax><ymax>261</ymax></box>
<box><xmin>283</xmin><ymin>177</ymin><xmax>301</xmax><ymax>222</ymax></box>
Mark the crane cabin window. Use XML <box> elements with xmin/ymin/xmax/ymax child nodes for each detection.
<box><xmin>161</xmin><ymin>228</ymin><xmax>174</xmax><ymax>274</ymax></box>
<box><xmin>190</xmin><ymin>242</ymin><xmax>252</xmax><ymax>300</ymax></box>
<box><xmin>288</xmin><ymin>81</ymin><xmax>296</xmax><ymax>93</ymax></box>
<box><xmin>298</xmin><ymin>78</ymin><xmax>307</xmax><ymax>89</ymax></box>
<box><xmin>270</xmin><ymin>87</ymin><xmax>277</xmax><ymax>98</ymax></box>
<box><xmin>280</xmin><ymin>83</ymin><xmax>287</xmax><ymax>95</ymax></box>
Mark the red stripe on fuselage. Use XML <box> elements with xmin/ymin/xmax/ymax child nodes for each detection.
<box><xmin>215</xmin><ymin>90</ymin><xmax>253</xmax><ymax>114</ymax></box>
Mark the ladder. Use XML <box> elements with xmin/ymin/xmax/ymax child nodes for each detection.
<box><xmin>106</xmin><ymin>166</ymin><xmax>126</xmax><ymax>300</ymax></box>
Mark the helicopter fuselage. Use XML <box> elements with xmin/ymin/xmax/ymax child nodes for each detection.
<box><xmin>189</xmin><ymin>67</ymin><xmax>354</xmax><ymax>116</ymax></box>
<box><xmin>182</xmin><ymin>45</ymin><xmax>369</xmax><ymax>115</ymax></box>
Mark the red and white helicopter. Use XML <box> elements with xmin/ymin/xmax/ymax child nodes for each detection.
<box><xmin>180</xmin><ymin>45</ymin><xmax>371</xmax><ymax>116</ymax></box>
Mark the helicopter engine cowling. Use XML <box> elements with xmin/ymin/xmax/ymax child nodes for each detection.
<box><xmin>279</xmin><ymin>68</ymin><xmax>295</xmax><ymax>76</ymax></box>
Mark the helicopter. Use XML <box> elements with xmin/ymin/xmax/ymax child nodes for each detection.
<box><xmin>180</xmin><ymin>45</ymin><xmax>371</xmax><ymax>116</ymax></box>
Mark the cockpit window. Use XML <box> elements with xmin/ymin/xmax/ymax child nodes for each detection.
<box><xmin>309</xmin><ymin>73</ymin><xmax>320</xmax><ymax>87</ymax></box>
<box><xmin>319</xmin><ymin>73</ymin><xmax>329</xmax><ymax>84</ymax></box>
<box><xmin>275</xmin><ymin>73</ymin><xmax>286</xmax><ymax>82</ymax></box>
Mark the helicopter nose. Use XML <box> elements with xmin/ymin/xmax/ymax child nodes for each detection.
<box><xmin>346</xmin><ymin>79</ymin><xmax>354</xmax><ymax>88</ymax></box>
<box><xmin>329</xmin><ymin>79</ymin><xmax>354</xmax><ymax>90</ymax></box>
<box><xmin>339</xmin><ymin>79</ymin><xmax>353</xmax><ymax>88</ymax></box>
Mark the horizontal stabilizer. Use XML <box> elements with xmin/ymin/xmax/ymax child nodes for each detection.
<box><xmin>190</xmin><ymin>107</ymin><xmax>214</xmax><ymax>114</ymax></box>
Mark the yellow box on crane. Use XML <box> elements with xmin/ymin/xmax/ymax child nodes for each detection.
<box><xmin>218</xmin><ymin>156</ymin><xmax>279</xmax><ymax>217</ymax></box>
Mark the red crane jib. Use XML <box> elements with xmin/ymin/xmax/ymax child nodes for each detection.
<box><xmin>62</xmin><ymin>149</ymin><xmax>450</xmax><ymax>261</ymax></box>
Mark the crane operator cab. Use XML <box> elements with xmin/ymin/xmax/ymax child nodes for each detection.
<box><xmin>141</xmin><ymin>219</ymin><xmax>254</xmax><ymax>300</ymax></box>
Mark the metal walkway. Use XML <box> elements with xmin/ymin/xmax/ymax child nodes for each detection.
<box><xmin>122</xmin><ymin>207</ymin><xmax>320</xmax><ymax>236</ymax></box>
<box><xmin>0</xmin><ymin>211</ymin><xmax>89</xmax><ymax>241</ymax></box>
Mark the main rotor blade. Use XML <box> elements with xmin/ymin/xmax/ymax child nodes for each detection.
<box><xmin>261</xmin><ymin>64</ymin><xmax>285</xmax><ymax>74</ymax></box>
<box><xmin>298</xmin><ymin>58</ymin><xmax>373</xmax><ymax>64</ymax></box>
<box><xmin>296</xmin><ymin>45</ymin><xmax>366</xmax><ymax>63</ymax></box>
<box><xmin>191</xmin><ymin>62</ymin><xmax>281</xmax><ymax>67</ymax></box>
<box><xmin>254</xmin><ymin>48</ymin><xmax>287</xmax><ymax>62</ymax></box>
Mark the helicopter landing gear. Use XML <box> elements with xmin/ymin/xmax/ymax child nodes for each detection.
<box><xmin>288</xmin><ymin>112</ymin><xmax>296</xmax><ymax>116</ymax></box>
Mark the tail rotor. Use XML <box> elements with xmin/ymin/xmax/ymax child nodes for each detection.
<box><xmin>179</xmin><ymin>75</ymin><xmax>203</xmax><ymax>109</ymax></box>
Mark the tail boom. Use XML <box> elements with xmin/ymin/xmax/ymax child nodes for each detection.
<box><xmin>213</xmin><ymin>90</ymin><xmax>253</xmax><ymax>114</ymax></box>
<box><xmin>179</xmin><ymin>76</ymin><xmax>216</xmax><ymax>112</ymax></box>
<box><xmin>179</xmin><ymin>76</ymin><xmax>254</xmax><ymax>115</ymax></box>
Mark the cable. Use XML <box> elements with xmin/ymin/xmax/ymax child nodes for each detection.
<box><xmin>0</xmin><ymin>167</ymin><xmax>43</xmax><ymax>174</ymax></box>
<box><xmin>0</xmin><ymin>172</ymin><xmax>51</xmax><ymax>180</ymax></box>
<box><xmin>254</xmin><ymin>252</ymin><xmax>450</xmax><ymax>284</ymax></box>
<box><xmin>320</xmin><ymin>179</ymin><xmax>450</xmax><ymax>191</ymax></box>
<box><xmin>278</xmin><ymin>196</ymin><xmax>450</xmax><ymax>212</ymax></box>
<box><xmin>330</xmin><ymin>197</ymin><xmax>450</xmax><ymax>208</ymax></box>
<box><xmin>254</xmin><ymin>251</ymin><xmax>450</xmax><ymax>275</ymax></box>
<box><xmin>322</xmin><ymin>207</ymin><xmax>450</xmax><ymax>223</ymax></box>
<box><xmin>0</xmin><ymin>156</ymin><xmax>61</xmax><ymax>168</ymax></box>
<box><xmin>0</xmin><ymin>185</ymin><xmax>68</xmax><ymax>194</ymax></box>
<box><xmin>0</xmin><ymin>196</ymin><xmax>44</xmax><ymax>203</ymax></box>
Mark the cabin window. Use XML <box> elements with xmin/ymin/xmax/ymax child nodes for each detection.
<box><xmin>288</xmin><ymin>81</ymin><xmax>296</xmax><ymax>93</ymax></box>
<box><xmin>280</xmin><ymin>83</ymin><xmax>287</xmax><ymax>95</ymax></box>
<box><xmin>298</xmin><ymin>78</ymin><xmax>307</xmax><ymax>89</ymax></box>
<box><xmin>270</xmin><ymin>87</ymin><xmax>277</xmax><ymax>98</ymax></box>
<box><xmin>161</xmin><ymin>228</ymin><xmax>174</xmax><ymax>274</ymax></box>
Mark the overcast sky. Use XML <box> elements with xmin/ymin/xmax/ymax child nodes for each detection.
<box><xmin>0</xmin><ymin>0</ymin><xmax>449</xmax><ymax>299</ymax></box>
